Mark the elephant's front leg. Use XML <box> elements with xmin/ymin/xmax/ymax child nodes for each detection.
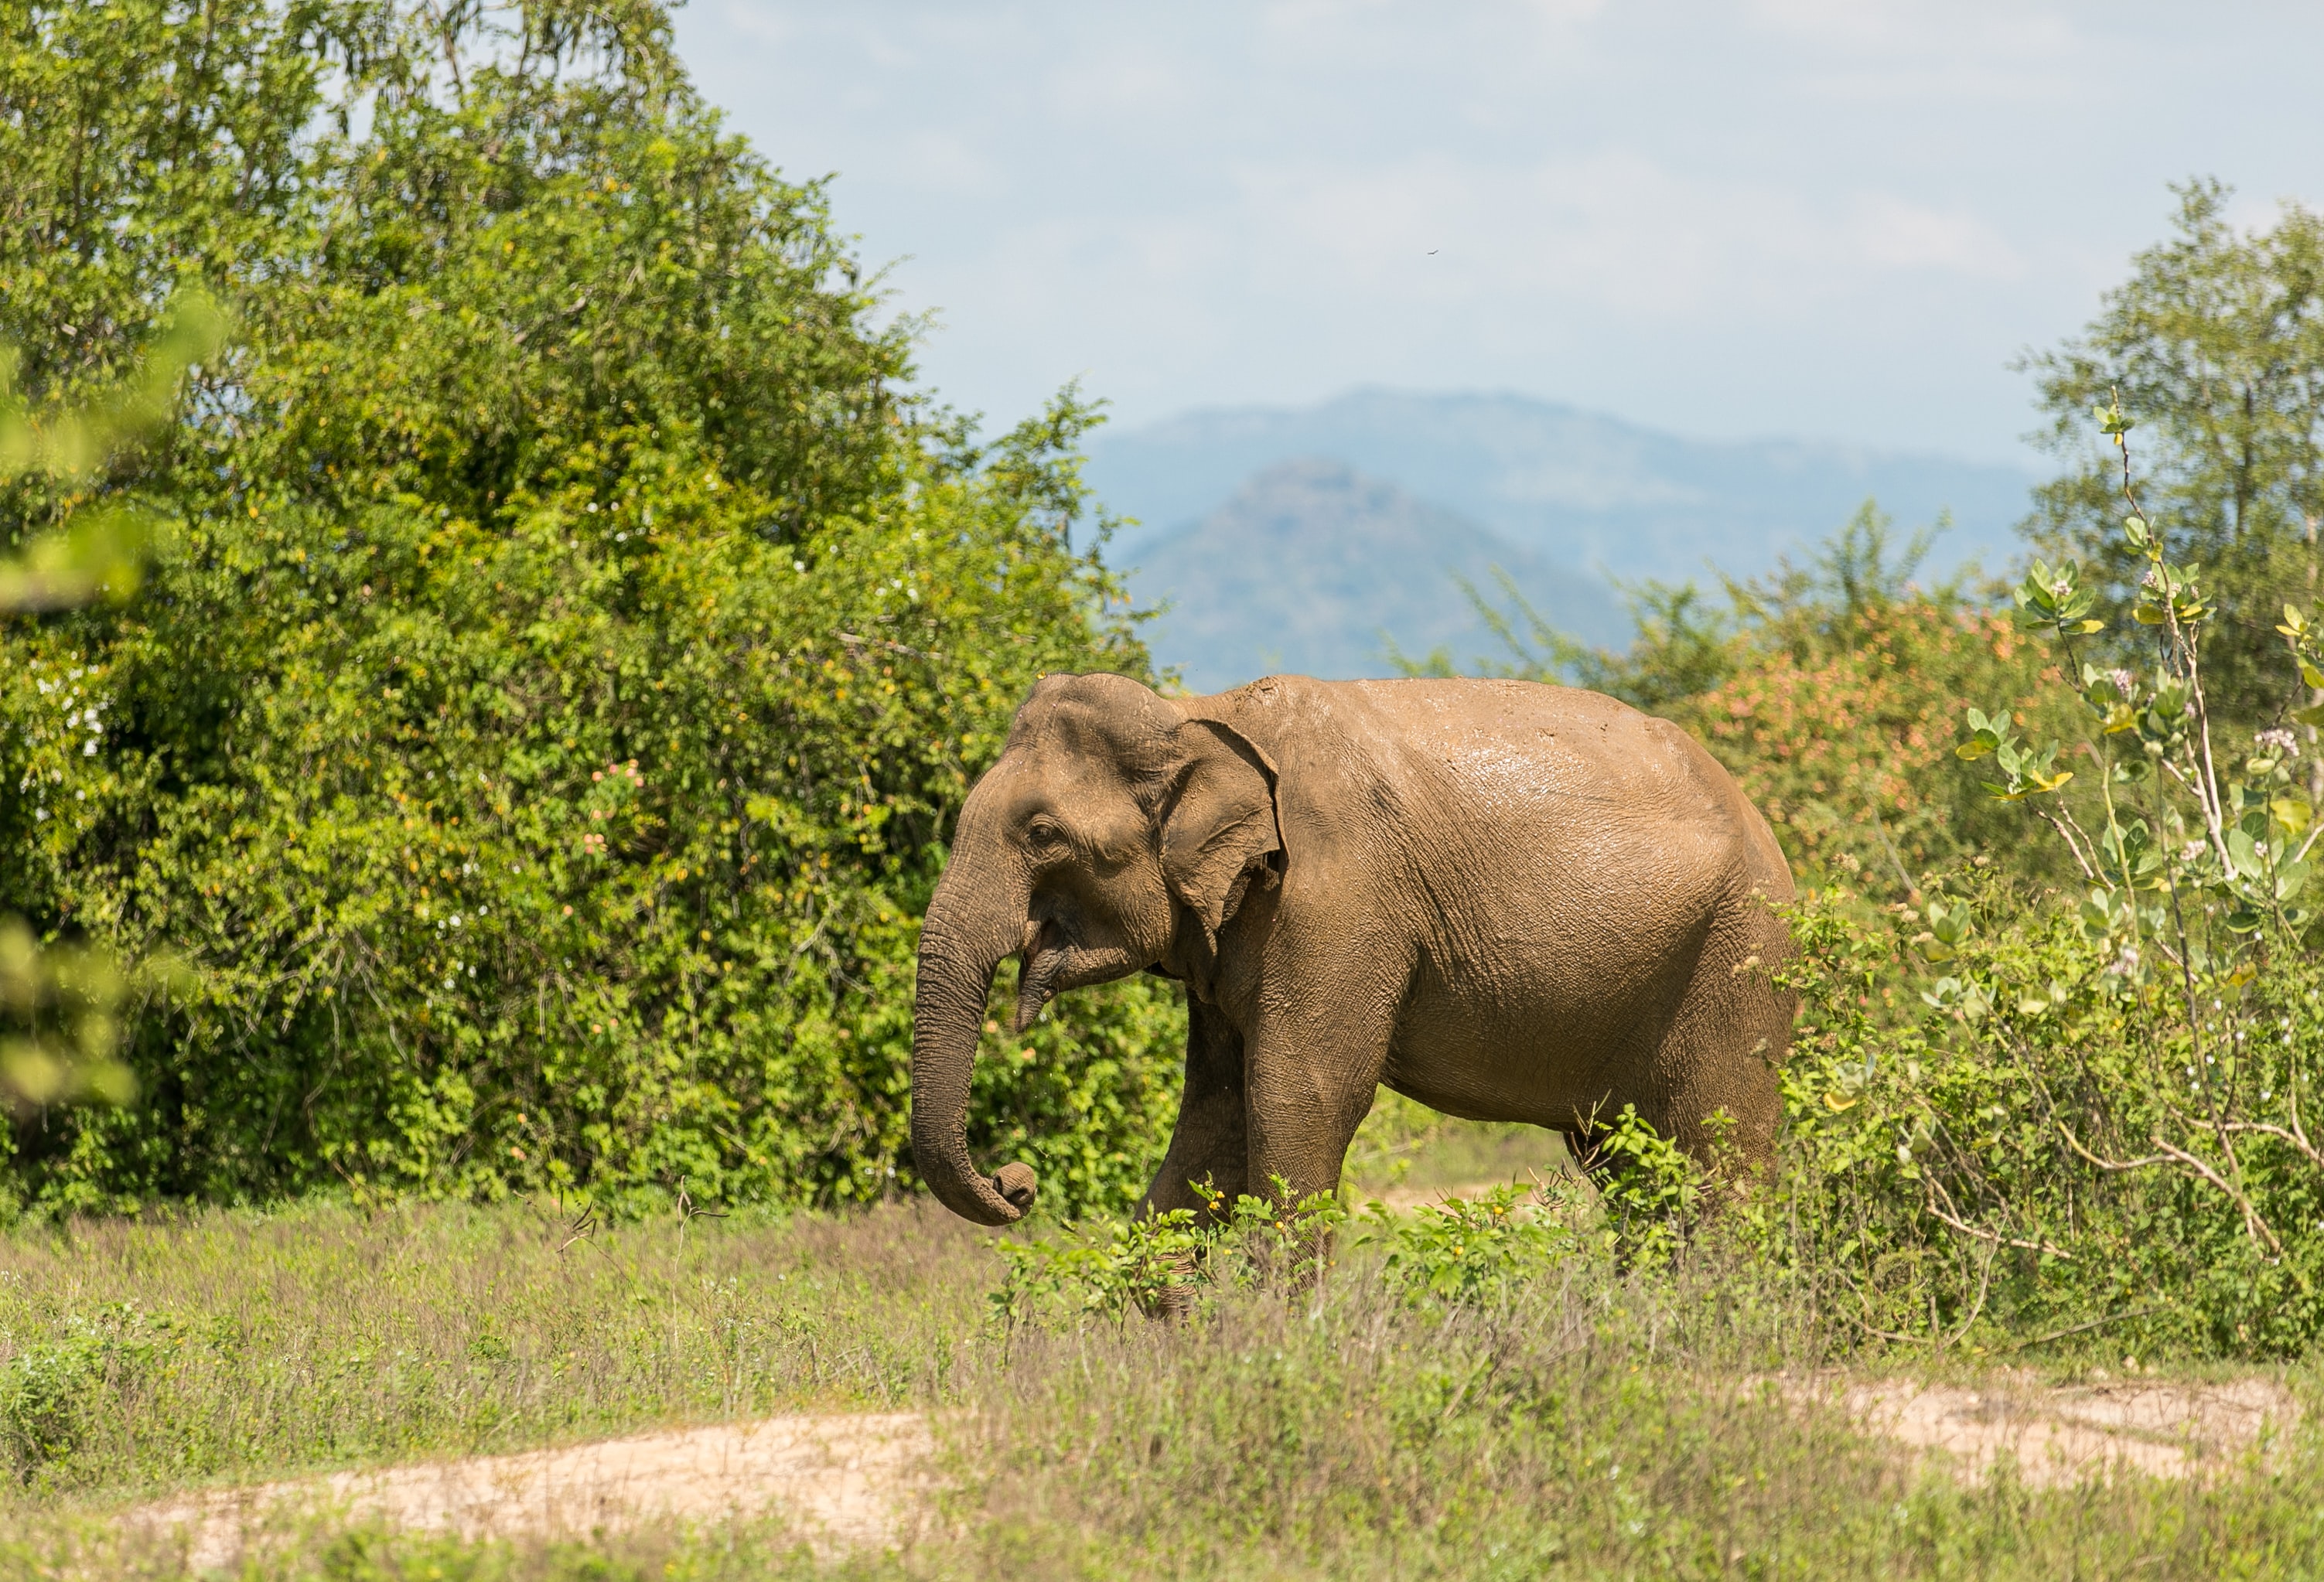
<box><xmin>1242</xmin><ymin>984</ymin><xmax>1395</xmax><ymax>1209</ymax></box>
<box><xmin>1138</xmin><ymin>996</ymin><xmax>1249</xmax><ymax>1221</ymax></box>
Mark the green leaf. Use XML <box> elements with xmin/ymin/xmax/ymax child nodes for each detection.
<box><xmin>2227</xmin><ymin>827</ymin><xmax>2266</xmax><ymax>880</ymax></box>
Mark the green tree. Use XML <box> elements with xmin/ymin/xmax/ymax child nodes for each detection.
<box><xmin>2022</xmin><ymin>179</ymin><xmax>2324</xmax><ymax>731</ymax></box>
<box><xmin>0</xmin><ymin>0</ymin><xmax>1181</xmax><ymax>1215</ymax></box>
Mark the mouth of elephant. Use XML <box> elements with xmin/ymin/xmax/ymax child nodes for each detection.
<box><xmin>1012</xmin><ymin>919</ymin><xmax>1140</xmax><ymax>1032</ymax></box>
<box><xmin>1012</xmin><ymin>917</ymin><xmax>1069</xmax><ymax>1032</ymax></box>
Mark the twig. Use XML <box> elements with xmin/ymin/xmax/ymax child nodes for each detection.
<box><xmin>2220</xmin><ymin>1120</ymin><xmax>2324</xmax><ymax>1172</ymax></box>
<box><xmin>1940</xmin><ymin>1239</ymin><xmax>1998</xmax><ymax>1352</ymax></box>
<box><xmin>835</xmin><ymin>630</ymin><xmax>930</xmax><ymax>660</ymax></box>
<box><xmin>2034</xmin><ymin>806</ymin><xmax>2100</xmax><ymax>882</ymax></box>
<box><xmin>2007</xmin><ymin>1307</ymin><xmax>2161</xmax><ymax>1353</ymax></box>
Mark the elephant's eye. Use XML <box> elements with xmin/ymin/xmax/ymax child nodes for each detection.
<box><xmin>1026</xmin><ymin>819</ymin><xmax>1064</xmax><ymax>850</ymax></box>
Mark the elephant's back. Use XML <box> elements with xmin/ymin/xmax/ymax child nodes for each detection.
<box><xmin>1201</xmin><ymin>673</ymin><xmax>1778</xmax><ymax>909</ymax></box>
<box><xmin>1245</xmin><ymin>676</ymin><xmax>1754</xmax><ymax>837</ymax></box>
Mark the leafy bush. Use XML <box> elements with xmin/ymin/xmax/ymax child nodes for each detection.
<box><xmin>1367</xmin><ymin>1183</ymin><xmax>1578</xmax><ymax>1304</ymax></box>
<box><xmin>991</xmin><ymin>1182</ymin><xmax>1346</xmax><ymax>1330</ymax></box>
<box><xmin>1751</xmin><ymin>402</ymin><xmax>2324</xmax><ymax>1359</ymax></box>
<box><xmin>0</xmin><ymin>2</ymin><xmax>1182</xmax><ymax>1216</ymax></box>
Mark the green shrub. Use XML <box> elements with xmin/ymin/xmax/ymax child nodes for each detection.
<box><xmin>0</xmin><ymin>1</ymin><xmax>1182</xmax><ymax>1216</ymax></box>
<box><xmin>1751</xmin><ymin>401</ymin><xmax>2324</xmax><ymax>1358</ymax></box>
<box><xmin>1366</xmin><ymin>1183</ymin><xmax>1578</xmax><ymax>1305</ymax></box>
<box><xmin>992</xmin><ymin>1183</ymin><xmax>1346</xmax><ymax>1330</ymax></box>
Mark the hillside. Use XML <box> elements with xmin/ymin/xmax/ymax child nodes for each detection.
<box><xmin>1122</xmin><ymin>459</ymin><xmax>1623</xmax><ymax>694</ymax></box>
<box><xmin>1087</xmin><ymin>390</ymin><xmax>2039</xmax><ymax>660</ymax></box>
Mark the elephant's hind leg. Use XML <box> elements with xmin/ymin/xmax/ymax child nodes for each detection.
<box><xmin>1640</xmin><ymin>886</ymin><xmax>1793</xmax><ymax>1170</ymax></box>
<box><xmin>1138</xmin><ymin>997</ymin><xmax>1251</xmax><ymax>1221</ymax></box>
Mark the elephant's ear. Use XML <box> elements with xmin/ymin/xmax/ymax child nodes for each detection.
<box><xmin>1159</xmin><ymin>718</ymin><xmax>1282</xmax><ymax>952</ymax></box>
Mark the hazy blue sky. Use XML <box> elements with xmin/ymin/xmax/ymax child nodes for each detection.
<box><xmin>671</xmin><ymin>2</ymin><xmax>2324</xmax><ymax>464</ymax></box>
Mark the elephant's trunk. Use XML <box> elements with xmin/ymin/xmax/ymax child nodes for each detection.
<box><xmin>910</xmin><ymin>869</ymin><xmax>1040</xmax><ymax>1226</ymax></box>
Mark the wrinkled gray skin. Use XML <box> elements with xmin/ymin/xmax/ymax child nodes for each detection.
<box><xmin>909</xmin><ymin>672</ymin><xmax>1797</xmax><ymax>1227</ymax></box>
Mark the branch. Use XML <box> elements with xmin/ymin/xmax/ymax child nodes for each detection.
<box><xmin>1919</xmin><ymin>1181</ymin><xmax>2077</xmax><ymax>1261</ymax></box>
<box><xmin>2220</xmin><ymin>1120</ymin><xmax>2324</xmax><ymax>1172</ymax></box>
<box><xmin>2148</xmin><ymin>1134</ymin><xmax>2284</xmax><ymax>1260</ymax></box>
<box><xmin>2007</xmin><ymin>1307</ymin><xmax>2161</xmax><ymax>1353</ymax></box>
<box><xmin>2033</xmin><ymin>806</ymin><xmax>2100</xmax><ymax>882</ymax></box>
<box><xmin>2049</xmin><ymin>1118</ymin><xmax>2171</xmax><ymax>1175</ymax></box>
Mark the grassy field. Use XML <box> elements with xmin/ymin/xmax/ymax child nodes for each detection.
<box><xmin>0</xmin><ymin>1110</ymin><xmax>2318</xmax><ymax>1579</ymax></box>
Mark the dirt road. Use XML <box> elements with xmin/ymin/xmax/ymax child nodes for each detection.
<box><xmin>136</xmin><ymin>1410</ymin><xmax>932</xmax><ymax>1570</ymax></box>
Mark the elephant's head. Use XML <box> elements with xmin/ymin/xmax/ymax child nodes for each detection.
<box><xmin>910</xmin><ymin>672</ymin><xmax>1281</xmax><ymax>1224</ymax></box>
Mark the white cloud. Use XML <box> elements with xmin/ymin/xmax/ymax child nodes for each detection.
<box><xmin>677</xmin><ymin>0</ymin><xmax>2324</xmax><ymax>458</ymax></box>
<box><xmin>1848</xmin><ymin>196</ymin><xmax>2024</xmax><ymax>278</ymax></box>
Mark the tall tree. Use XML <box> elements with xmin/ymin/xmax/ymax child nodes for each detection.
<box><xmin>2022</xmin><ymin>180</ymin><xmax>2324</xmax><ymax>725</ymax></box>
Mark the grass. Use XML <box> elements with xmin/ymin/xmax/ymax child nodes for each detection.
<box><xmin>1343</xmin><ymin>1088</ymin><xmax>1570</xmax><ymax>1196</ymax></box>
<box><xmin>0</xmin><ymin>1123</ymin><xmax>2321</xmax><ymax>1577</ymax></box>
<box><xmin>0</xmin><ymin>1195</ymin><xmax>994</xmax><ymax>1504</ymax></box>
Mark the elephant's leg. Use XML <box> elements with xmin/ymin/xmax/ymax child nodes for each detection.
<box><xmin>1138</xmin><ymin>997</ymin><xmax>1249</xmax><ymax>1221</ymax></box>
<box><xmin>1240</xmin><ymin>994</ymin><xmax>1393</xmax><ymax>1209</ymax></box>
<box><xmin>1635</xmin><ymin>897</ymin><xmax>1790</xmax><ymax>1172</ymax></box>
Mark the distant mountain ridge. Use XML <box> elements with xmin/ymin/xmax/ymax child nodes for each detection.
<box><xmin>1087</xmin><ymin>388</ymin><xmax>2037</xmax><ymax>581</ymax></box>
<box><xmin>1124</xmin><ymin>459</ymin><xmax>1623</xmax><ymax>694</ymax></box>
<box><xmin>1084</xmin><ymin>389</ymin><xmax>2040</xmax><ymax>693</ymax></box>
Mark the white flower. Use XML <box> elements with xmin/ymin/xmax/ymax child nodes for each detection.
<box><xmin>2257</xmin><ymin>728</ymin><xmax>2298</xmax><ymax>758</ymax></box>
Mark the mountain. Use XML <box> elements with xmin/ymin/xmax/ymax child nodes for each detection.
<box><xmin>1122</xmin><ymin>459</ymin><xmax>1625</xmax><ymax>694</ymax></box>
<box><xmin>1086</xmin><ymin>388</ymin><xmax>2039</xmax><ymax>587</ymax></box>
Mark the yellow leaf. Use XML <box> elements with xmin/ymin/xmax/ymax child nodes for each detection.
<box><xmin>1822</xmin><ymin>1092</ymin><xmax>1858</xmax><ymax>1113</ymax></box>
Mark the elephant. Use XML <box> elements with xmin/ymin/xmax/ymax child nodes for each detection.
<box><xmin>909</xmin><ymin>670</ymin><xmax>1797</xmax><ymax>1227</ymax></box>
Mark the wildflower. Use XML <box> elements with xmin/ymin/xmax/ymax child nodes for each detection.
<box><xmin>2257</xmin><ymin>728</ymin><xmax>2298</xmax><ymax>759</ymax></box>
<box><xmin>2110</xmin><ymin>668</ymin><xmax>2136</xmax><ymax>696</ymax></box>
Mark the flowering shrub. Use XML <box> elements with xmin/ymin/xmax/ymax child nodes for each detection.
<box><xmin>1684</xmin><ymin>602</ymin><xmax>2059</xmax><ymax>889</ymax></box>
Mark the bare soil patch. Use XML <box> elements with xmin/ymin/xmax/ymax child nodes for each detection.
<box><xmin>1786</xmin><ymin>1372</ymin><xmax>2298</xmax><ymax>1488</ymax></box>
<box><xmin>133</xmin><ymin>1410</ymin><xmax>932</xmax><ymax>1570</ymax></box>
<box><xmin>114</xmin><ymin>1369</ymin><xmax>2301</xmax><ymax>1570</ymax></box>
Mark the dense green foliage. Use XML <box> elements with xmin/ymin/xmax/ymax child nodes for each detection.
<box><xmin>0</xmin><ymin>0</ymin><xmax>1182</xmax><ymax>1215</ymax></box>
<box><xmin>1758</xmin><ymin>411</ymin><xmax>2324</xmax><ymax>1360</ymax></box>
<box><xmin>1415</xmin><ymin>200</ymin><xmax>2324</xmax><ymax>1361</ymax></box>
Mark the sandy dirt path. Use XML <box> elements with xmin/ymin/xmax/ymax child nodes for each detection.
<box><xmin>1787</xmin><ymin>1373</ymin><xmax>2298</xmax><ymax>1487</ymax></box>
<box><xmin>118</xmin><ymin>1347</ymin><xmax>2300</xmax><ymax>1568</ymax></box>
<box><xmin>135</xmin><ymin>1410</ymin><xmax>933</xmax><ymax>1570</ymax></box>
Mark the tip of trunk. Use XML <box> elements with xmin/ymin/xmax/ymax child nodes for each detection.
<box><xmin>910</xmin><ymin>1130</ymin><xmax>1039</xmax><ymax>1226</ymax></box>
